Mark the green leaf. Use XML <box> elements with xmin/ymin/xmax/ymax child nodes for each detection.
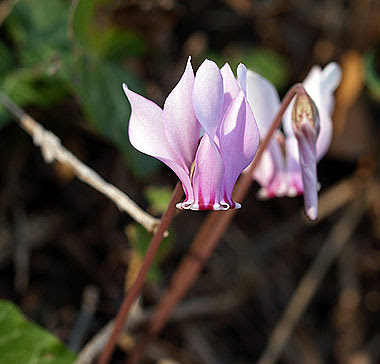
<box><xmin>64</xmin><ymin>54</ymin><xmax>158</xmax><ymax>177</ymax></box>
<box><xmin>0</xmin><ymin>41</ymin><xmax>14</xmax><ymax>78</ymax></box>
<box><xmin>144</xmin><ymin>186</ymin><xmax>173</xmax><ymax>215</ymax></box>
<box><xmin>0</xmin><ymin>66</ymin><xmax>70</xmax><ymax>130</ymax></box>
<box><xmin>72</xmin><ymin>0</ymin><xmax>146</xmax><ymax>60</ymax></box>
<box><xmin>0</xmin><ymin>41</ymin><xmax>15</xmax><ymax>129</ymax></box>
<box><xmin>237</xmin><ymin>48</ymin><xmax>289</xmax><ymax>90</ymax></box>
<box><xmin>5</xmin><ymin>0</ymin><xmax>70</xmax><ymax>66</ymax></box>
<box><xmin>0</xmin><ymin>300</ymin><xmax>76</xmax><ymax>364</ymax></box>
<box><xmin>206</xmin><ymin>47</ymin><xmax>289</xmax><ymax>90</ymax></box>
<box><xmin>365</xmin><ymin>51</ymin><xmax>380</xmax><ymax>102</ymax></box>
<box><xmin>0</xmin><ymin>110</ymin><xmax>10</xmax><ymax>130</ymax></box>
<box><xmin>0</xmin><ymin>63</ymin><xmax>70</xmax><ymax>128</ymax></box>
<box><xmin>125</xmin><ymin>223</ymin><xmax>174</xmax><ymax>282</ymax></box>
<box><xmin>2</xmin><ymin>68</ymin><xmax>67</xmax><ymax>106</ymax></box>
<box><xmin>0</xmin><ymin>0</ymin><xmax>71</xmax><ymax>131</ymax></box>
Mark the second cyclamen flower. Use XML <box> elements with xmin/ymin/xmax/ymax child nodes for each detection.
<box><xmin>246</xmin><ymin>62</ymin><xmax>341</xmax><ymax>220</ymax></box>
<box><xmin>123</xmin><ymin>58</ymin><xmax>259</xmax><ymax>210</ymax></box>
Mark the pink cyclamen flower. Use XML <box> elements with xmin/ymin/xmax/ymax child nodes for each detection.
<box><xmin>123</xmin><ymin>58</ymin><xmax>260</xmax><ymax>210</ymax></box>
<box><xmin>246</xmin><ymin>63</ymin><xmax>342</xmax><ymax>220</ymax></box>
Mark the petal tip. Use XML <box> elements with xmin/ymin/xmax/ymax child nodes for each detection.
<box><xmin>234</xmin><ymin>202</ymin><xmax>241</xmax><ymax>209</ymax></box>
<box><xmin>257</xmin><ymin>188</ymin><xmax>270</xmax><ymax>200</ymax></box>
<box><xmin>286</xmin><ymin>186</ymin><xmax>298</xmax><ymax>197</ymax></box>
<box><xmin>275</xmin><ymin>184</ymin><xmax>287</xmax><ymax>197</ymax></box>
<box><xmin>306</xmin><ymin>206</ymin><xmax>318</xmax><ymax>221</ymax></box>
<box><xmin>185</xmin><ymin>56</ymin><xmax>194</xmax><ymax>73</ymax></box>
<box><xmin>122</xmin><ymin>83</ymin><xmax>130</xmax><ymax>96</ymax></box>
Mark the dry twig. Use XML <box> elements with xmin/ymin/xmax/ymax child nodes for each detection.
<box><xmin>255</xmin><ymin>196</ymin><xmax>367</xmax><ymax>364</ymax></box>
<box><xmin>75</xmin><ymin>290</ymin><xmax>240</xmax><ymax>364</ymax></box>
<box><xmin>0</xmin><ymin>91</ymin><xmax>159</xmax><ymax>233</ymax></box>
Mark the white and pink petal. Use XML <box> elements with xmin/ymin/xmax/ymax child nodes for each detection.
<box><xmin>220</xmin><ymin>63</ymin><xmax>240</xmax><ymax>114</ymax></box>
<box><xmin>193</xmin><ymin>59</ymin><xmax>224</xmax><ymax>138</ymax></box>
<box><xmin>219</xmin><ymin>91</ymin><xmax>259</xmax><ymax>208</ymax></box>
<box><xmin>163</xmin><ymin>57</ymin><xmax>200</xmax><ymax>170</ymax></box>
<box><xmin>190</xmin><ymin>134</ymin><xmax>226</xmax><ymax>210</ymax></box>
<box><xmin>123</xmin><ymin>84</ymin><xmax>194</xmax><ymax>206</ymax></box>
<box><xmin>246</xmin><ymin>70</ymin><xmax>281</xmax><ymax>135</ymax></box>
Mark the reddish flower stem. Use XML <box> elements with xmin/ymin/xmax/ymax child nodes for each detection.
<box><xmin>98</xmin><ymin>182</ymin><xmax>183</xmax><ymax>364</ymax></box>
<box><xmin>126</xmin><ymin>83</ymin><xmax>304</xmax><ymax>364</ymax></box>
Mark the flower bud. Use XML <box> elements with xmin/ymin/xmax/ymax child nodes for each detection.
<box><xmin>291</xmin><ymin>88</ymin><xmax>320</xmax><ymax>221</ymax></box>
<box><xmin>291</xmin><ymin>90</ymin><xmax>320</xmax><ymax>135</ymax></box>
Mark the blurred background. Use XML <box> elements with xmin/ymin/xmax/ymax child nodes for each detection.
<box><xmin>0</xmin><ymin>0</ymin><xmax>379</xmax><ymax>363</ymax></box>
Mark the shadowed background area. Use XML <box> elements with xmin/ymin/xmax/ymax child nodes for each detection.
<box><xmin>0</xmin><ymin>0</ymin><xmax>379</xmax><ymax>363</ymax></box>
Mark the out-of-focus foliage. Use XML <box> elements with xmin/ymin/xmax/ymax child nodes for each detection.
<box><xmin>72</xmin><ymin>0</ymin><xmax>146</xmax><ymax>60</ymax></box>
<box><xmin>125</xmin><ymin>223</ymin><xmax>174</xmax><ymax>282</ymax></box>
<box><xmin>144</xmin><ymin>185</ymin><xmax>173</xmax><ymax>215</ymax></box>
<box><xmin>65</xmin><ymin>54</ymin><xmax>157</xmax><ymax>176</ymax></box>
<box><xmin>0</xmin><ymin>0</ymin><xmax>158</xmax><ymax>177</ymax></box>
<box><xmin>0</xmin><ymin>0</ymin><xmax>69</xmax><ymax>128</ymax></box>
<box><xmin>0</xmin><ymin>300</ymin><xmax>76</xmax><ymax>364</ymax></box>
<box><xmin>0</xmin><ymin>41</ymin><xmax>13</xmax><ymax>75</ymax></box>
<box><xmin>365</xmin><ymin>51</ymin><xmax>380</xmax><ymax>102</ymax></box>
<box><xmin>239</xmin><ymin>48</ymin><xmax>289</xmax><ymax>90</ymax></box>
<box><xmin>5</xmin><ymin>0</ymin><xmax>69</xmax><ymax>65</ymax></box>
<box><xmin>207</xmin><ymin>47</ymin><xmax>289</xmax><ymax>90</ymax></box>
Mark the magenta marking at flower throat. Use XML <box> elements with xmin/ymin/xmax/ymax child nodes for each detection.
<box><xmin>124</xmin><ymin>57</ymin><xmax>260</xmax><ymax>211</ymax></box>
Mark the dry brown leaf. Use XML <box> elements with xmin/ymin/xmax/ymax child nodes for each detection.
<box><xmin>334</xmin><ymin>50</ymin><xmax>365</xmax><ymax>135</ymax></box>
<box><xmin>124</xmin><ymin>248</ymin><xmax>143</xmax><ymax>293</ymax></box>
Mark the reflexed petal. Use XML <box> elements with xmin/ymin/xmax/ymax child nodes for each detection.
<box><xmin>252</xmin><ymin>148</ymin><xmax>275</xmax><ymax>187</ymax></box>
<box><xmin>257</xmin><ymin>170</ymin><xmax>289</xmax><ymax>199</ymax></box>
<box><xmin>193</xmin><ymin>59</ymin><xmax>224</xmax><ymax>137</ymax></box>
<box><xmin>220</xmin><ymin>63</ymin><xmax>240</xmax><ymax>114</ymax></box>
<box><xmin>321</xmin><ymin>62</ymin><xmax>342</xmax><ymax>113</ymax></box>
<box><xmin>245</xmin><ymin>70</ymin><xmax>284</xmax><ymax>191</ymax></box>
<box><xmin>315</xmin><ymin>63</ymin><xmax>342</xmax><ymax>159</ymax></box>
<box><xmin>124</xmin><ymin>84</ymin><xmax>171</xmax><ymax>161</ymax></box>
<box><xmin>246</xmin><ymin>70</ymin><xmax>281</xmax><ymax>136</ymax></box>
<box><xmin>282</xmin><ymin>98</ymin><xmax>295</xmax><ymax>138</ymax></box>
<box><xmin>219</xmin><ymin>91</ymin><xmax>259</xmax><ymax>207</ymax></box>
<box><xmin>284</xmin><ymin>136</ymin><xmax>303</xmax><ymax>196</ymax></box>
<box><xmin>123</xmin><ymin>84</ymin><xmax>194</xmax><ymax>205</ymax></box>
<box><xmin>303</xmin><ymin>65</ymin><xmax>322</xmax><ymax>104</ymax></box>
<box><xmin>163</xmin><ymin>57</ymin><xmax>200</xmax><ymax>170</ymax></box>
<box><xmin>191</xmin><ymin>134</ymin><xmax>226</xmax><ymax>210</ymax></box>
<box><xmin>253</xmin><ymin>137</ymin><xmax>285</xmax><ymax>187</ymax></box>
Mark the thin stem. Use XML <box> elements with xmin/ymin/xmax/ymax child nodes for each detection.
<box><xmin>126</xmin><ymin>83</ymin><xmax>304</xmax><ymax>364</ymax></box>
<box><xmin>0</xmin><ymin>91</ymin><xmax>159</xmax><ymax>233</ymax></box>
<box><xmin>98</xmin><ymin>182</ymin><xmax>183</xmax><ymax>364</ymax></box>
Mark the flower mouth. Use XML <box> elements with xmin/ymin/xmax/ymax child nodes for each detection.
<box><xmin>176</xmin><ymin>201</ymin><xmax>241</xmax><ymax>211</ymax></box>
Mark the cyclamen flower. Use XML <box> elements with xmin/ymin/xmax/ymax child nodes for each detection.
<box><xmin>123</xmin><ymin>58</ymin><xmax>260</xmax><ymax>210</ymax></box>
<box><xmin>246</xmin><ymin>63</ymin><xmax>341</xmax><ymax>220</ymax></box>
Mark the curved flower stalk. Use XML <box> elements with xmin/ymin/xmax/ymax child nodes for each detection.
<box><xmin>246</xmin><ymin>63</ymin><xmax>341</xmax><ymax>220</ymax></box>
<box><xmin>123</xmin><ymin>58</ymin><xmax>260</xmax><ymax>210</ymax></box>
